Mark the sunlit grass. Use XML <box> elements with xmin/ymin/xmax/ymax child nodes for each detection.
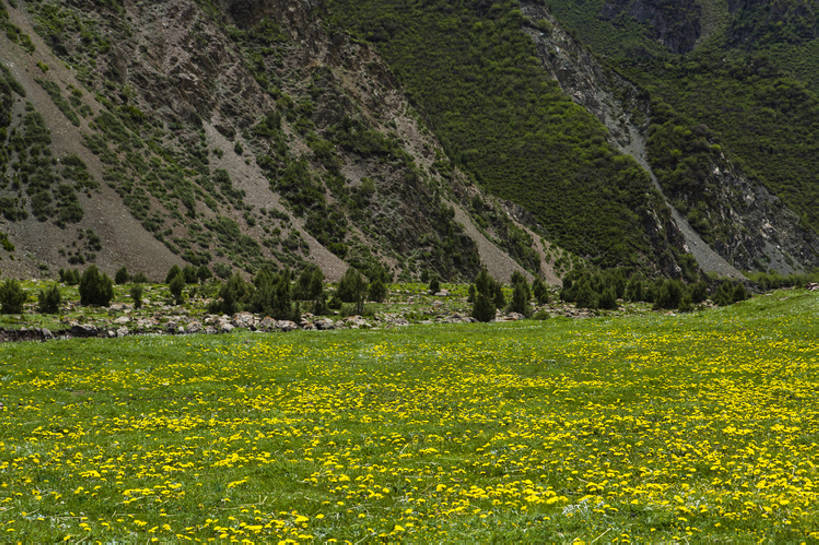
<box><xmin>0</xmin><ymin>290</ymin><xmax>816</xmax><ymax>543</ymax></box>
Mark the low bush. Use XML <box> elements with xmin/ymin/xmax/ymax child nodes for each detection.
<box><xmin>0</xmin><ymin>279</ymin><xmax>26</xmax><ymax>313</ymax></box>
<box><xmin>79</xmin><ymin>265</ymin><xmax>113</xmax><ymax>307</ymax></box>
<box><xmin>37</xmin><ymin>284</ymin><xmax>61</xmax><ymax>313</ymax></box>
<box><xmin>130</xmin><ymin>284</ymin><xmax>143</xmax><ymax>309</ymax></box>
<box><xmin>114</xmin><ymin>266</ymin><xmax>130</xmax><ymax>285</ymax></box>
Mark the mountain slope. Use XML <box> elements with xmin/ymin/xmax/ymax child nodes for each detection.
<box><xmin>546</xmin><ymin>0</ymin><xmax>819</xmax><ymax>239</ymax></box>
<box><xmin>326</xmin><ymin>0</ymin><xmax>817</xmax><ymax>275</ymax></box>
<box><xmin>520</xmin><ymin>1</ymin><xmax>816</xmax><ymax>275</ymax></box>
<box><xmin>0</xmin><ymin>0</ymin><xmax>815</xmax><ymax>281</ymax></box>
<box><xmin>0</xmin><ymin>0</ymin><xmax>555</xmax><ymax>281</ymax></box>
<box><xmin>325</xmin><ymin>0</ymin><xmax>692</xmax><ymax>274</ymax></box>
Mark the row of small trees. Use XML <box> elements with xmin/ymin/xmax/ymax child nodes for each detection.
<box><xmin>466</xmin><ymin>270</ymin><xmax>549</xmax><ymax>322</ymax></box>
<box><xmin>2</xmin><ymin>261</ymin><xmax>390</xmax><ymax>317</ymax></box>
<box><xmin>0</xmin><ymin>265</ymin><xmax>125</xmax><ymax>314</ymax></box>
<box><xmin>560</xmin><ymin>268</ymin><xmax>750</xmax><ymax>311</ymax></box>
<box><xmin>462</xmin><ymin>266</ymin><xmax>759</xmax><ymax>322</ymax></box>
<box><xmin>2</xmin><ymin>261</ymin><xmax>804</xmax><ymax>319</ymax></box>
<box><xmin>207</xmin><ymin>265</ymin><xmax>388</xmax><ymax>319</ymax></box>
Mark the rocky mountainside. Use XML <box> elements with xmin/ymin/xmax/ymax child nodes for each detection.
<box><xmin>1</xmin><ymin>0</ymin><xmax>556</xmax><ymax>282</ymax></box>
<box><xmin>0</xmin><ymin>0</ymin><xmax>815</xmax><ymax>282</ymax></box>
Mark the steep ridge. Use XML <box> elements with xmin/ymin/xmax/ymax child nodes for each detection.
<box><xmin>325</xmin><ymin>0</ymin><xmax>694</xmax><ymax>275</ymax></box>
<box><xmin>0</xmin><ymin>5</ymin><xmax>183</xmax><ymax>278</ymax></box>
<box><xmin>521</xmin><ymin>1</ymin><xmax>742</xmax><ymax>278</ymax></box>
<box><xmin>521</xmin><ymin>1</ymin><xmax>817</xmax><ymax>275</ymax></box>
<box><xmin>1</xmin><ymin>0</ymin><xmax>815</xmax><ymax>281</ymax></box>
<box><xmin>546</xmin><ymin>0</ymin><xmax>819</xmax><ymax>248</ymax></box>
<box><xmin>0</xmin><ymin>0</ymin><xmax>555</xmax><ymax>281</ymax></box>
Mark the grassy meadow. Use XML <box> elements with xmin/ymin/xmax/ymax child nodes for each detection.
<box><xmin>0</xmin><ymin>289</ymin><xmax>816</xmax><ymax>543</ymax></box>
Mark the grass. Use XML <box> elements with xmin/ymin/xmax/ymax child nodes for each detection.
<box><xmin>0</xmin><ymin>289</ymin><xmax>816</xmax><ymax>542</ymax></box>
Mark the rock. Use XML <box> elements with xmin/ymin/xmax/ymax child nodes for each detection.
<box><xmin>136</xmin><ymin>317</ymin><xmax>158</xmax><ymax>331</ymax></box>
<box><xmin>232</xmin><ymin>311</ymin><xmax>257</xmax><ymax>329</ymax></box>
<box><xmin>219</xmin><ymin>322</ymin><xmax>234</xmax><ymax>333</ymax></box>
<box><xmin>435</xmin><ymin>289</ymin><xmax>450</xmax><ymax>296</ymax></box>
<box><xmin>116</xmin><ymin>326</ymin><xmax>129</xmax><ymax>337</ymax></box>
<box><xmin>275</xmin><ymin>320</ymin><xmax>298</xmax><ymax>332</ymax></box>
<box><xmin>808</xmin><ymin>282</ymin><xmax>818</xmax><ymax>291</ymax></box>
<box><xmin>257</xmin><ymin>317</ymin><xmax>277</xmax><ymax>332</ymax></box>
<box><xmin>70</xmin><ymin>324</ymin><xmax>99</xmax><ymax>338</ymax></box>
<box><xmin>300</xmin><ymin>319</ymin><xmax>316</xmax><ymax>330</ymax></box>
<box><xmin>506</xmin><ymin>312</ymin><xmax>525</xmax><ymax>321</ymax></box>
<box><xmin>344</xmin><ymin>316</ymin><xmax>372</xmax><ymax>329</ymax></box>
<box><xmin>106</xmin><ymin>330</ymin><xmax>117</xmax><ymax>338</ymax></box>
<box><xmin>314</xmin><ymin>317</ymin><xmax>336</xmax><ymax>330</ymax></box>
<box><xmin>185</xmin><ymin>320</ymin><xmax>202</xmax><ymax>334</ymax></box>
<box><xmin>113</xmin><ymin>316</ymin><xmax>131</xmax><ymax>325</ymax></box>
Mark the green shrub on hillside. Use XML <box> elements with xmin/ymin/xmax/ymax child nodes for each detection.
<box><xmin>0</xmin><ymin>279</ymin><xmax>26</xmax><ymax>314</ymax></box>
<box><xmin>368</xmin><ymin>277</ymin><xmax>387</xmax><ymax>303</ymax></box>
<box><xmin>37</xmin><ymin>284</ymin><xmax>61</xmax><ymax>314</ymax></box>
<box><xmin>130</xmin><ymin>284</ymin><xmax>143</xmax><ymax>309</ymax></box>
<box><xmin>472</xmin><ymin>268</ymin><xmax>502</xmax><ymax>322</ymax></box>
<box><xmin>653</xmin><ymin>279</ymin><xmax>684</xmax><ymax>310</ymax></box>
<box><xmin>337</xmin><ymin>268</ymin><xmax>368</xmax><ymax>315</ymax></box>
<box><xmin>115</xmin><ymin>266</ymin><xmax>130</xmax><ymax>285</ymax></box>
<box><xmin>250</xmin><ymin>268</ymin><xmax>296</xmax><ymax>320</ymax></box>
<box><xmin>532</xmin><ymin>277</ymin><xmax>549</xmax><ymax>305</ymax></box>
<box><xmin>169</xmin><ymin>271</ymin><xmax>186</xmax><ymax>305</ymax></box>
<box><xmin>210</xmin><ymin>273</ymin><xmax>248</xmax><ymax>315</ymax></box>
<box><xmin>79</xmin><ymin>265</ymin><xmax>113</xmax><ymax>307</ymax></box>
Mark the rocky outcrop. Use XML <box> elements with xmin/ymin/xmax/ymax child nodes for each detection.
<box><xmin>520</xmin><ymin>2</ymin><xmax>817</xmax><ymax>276</ymax></box>
<box><xmin>0</xmin><ymin>0</ymin><xmax>533</xmax><ymax>281</ymax></box>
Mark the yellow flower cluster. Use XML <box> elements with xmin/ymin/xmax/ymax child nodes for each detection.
<box><xmin>0</xmin><ymin>292</ymin><xmax>816</xmax><ymax>542</ymax></box>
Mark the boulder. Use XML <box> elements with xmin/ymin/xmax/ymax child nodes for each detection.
<box><xmin>70</xmin><ymin>324</ymin><xmax>99</xmax><ymax>338</ymax></box>
<box><xmin>344</xmin><ymin>316</ymin><xmax>372</xmax><ymax>329</ymax></box>
<box><xmin>300</xmin><ymin>319</ymin><xmax>316</xmax><ymax>330</ymax></box>
<box><xmin>275</xmin><ymin>320</ymin><xmax>298</xmax><ymax>332</ymax></box>
<box><xmin>232</xmin><ymin>312</ymin><xmax>257</xmax><ymax>329</ymax></box>
<box><xmin>185</xmin><ymin>320</ymin><xmax>203</xmax><ymax>334</ymax></box>
<box><xmin>257</xmin><ymin>317</ymin><xmax>277</xmax><ymax>332</ymax></box>
<box><xmin>219</xmin><ymin>322</ymin><xmax>234</xmax><ymax>333</ymax></box>
<box><xmin>315</xmin><ymin>318</ymin><xmax>336</xmax><ymax>330</ymax></box>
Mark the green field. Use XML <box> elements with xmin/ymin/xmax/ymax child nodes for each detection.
<box><xmin>0</xmin><ymin>290</ymin><xmax>816</xmax><ymax>543</ymax></box>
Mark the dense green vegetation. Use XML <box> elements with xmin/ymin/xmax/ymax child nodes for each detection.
<box><xmin>326</xmin><ymin>0</ymin><xmax>679</xmax><ymax>270</ymax></box>
<box><xmin>547</xmin><ymin>0</ymin><xmax>819</xmax><ymax>233</ymax></box>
